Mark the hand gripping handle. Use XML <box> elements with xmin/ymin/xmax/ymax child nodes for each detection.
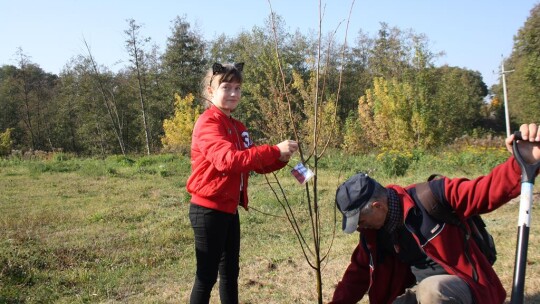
<box><xmin>512</xmin><ymin>131</ymin><xmax>540</xmax><ymax>184</ymax></box>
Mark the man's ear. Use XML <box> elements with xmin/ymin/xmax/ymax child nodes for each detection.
<box><xmin>207</xmin><ymin>86</ymin><xmax>213</xmax><ymax>97</ymax></box>
<box><xmin>373</xmin><ymin>200</ymin><xmax>389</xmax><ymax>213</ymax></box>
<box><xmin>373</xmin><ymin>200</ymin><xmax>389</xmax><ymax>210</ymax></box>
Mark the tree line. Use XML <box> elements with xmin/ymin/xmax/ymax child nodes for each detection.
<box><xmin>1</xmin><ymin>5</ymin><xmax>539</xmax><ymax>156</ymax></box>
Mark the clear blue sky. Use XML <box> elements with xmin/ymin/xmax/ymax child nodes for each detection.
<box><xmin>1</xmin><ymin>0</ymin><xmax>537</xmax><ymax>87</ymax></box>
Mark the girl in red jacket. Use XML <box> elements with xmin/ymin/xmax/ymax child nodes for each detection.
<box><xmin>186</xmin><ymin>62</ymin><xmax>298</xmax><ymax>304</ymax></box>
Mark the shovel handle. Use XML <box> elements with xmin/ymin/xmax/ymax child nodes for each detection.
<box><xmin>512</xmin><ymin>131</ymin><xmax>540</xmax><ymax>184</ymax></box>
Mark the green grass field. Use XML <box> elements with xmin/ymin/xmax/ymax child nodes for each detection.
<box><xmin>1</xmin><ymin>150</ymin><xmax>539</xmax><ymax>303</ymax></box>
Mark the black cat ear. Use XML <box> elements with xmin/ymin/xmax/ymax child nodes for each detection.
<box><xmin>234</xmin><ymin>62</ymin><xmax>244</xmax><ymax>72</ymax></box>
<box><xmin>212</xmin><ymin>63</ymin><xmax>226</xmax><ymax>75</ymax></box>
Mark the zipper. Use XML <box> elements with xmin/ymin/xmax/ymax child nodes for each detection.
<box><xmin>230</xmin><ymin>117</ymin><xmax>244</xmax><ymax>202</ymax></box>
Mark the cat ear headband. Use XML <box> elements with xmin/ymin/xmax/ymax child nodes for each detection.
<box><xmin>212</xmin><ymin>62</ymin><xmax>244</xmax><ymax>74</ymax></box>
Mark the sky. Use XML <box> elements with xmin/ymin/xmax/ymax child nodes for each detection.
<box><xmin>1</xmin><ymin>0</ymin><xmax>538</xmax><ymax>88</ymax></box>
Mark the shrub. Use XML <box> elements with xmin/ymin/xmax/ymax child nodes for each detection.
<box><xmin>377</xmin><ymin>149</ymin><xmax>413</xmax><ymax>177</ymax></box>
<box><xmin>0</xmin><ymin>128</ymin><xmax>14</xmax><ymax>157</ymax></box>
<box><xmin>342</xmin><ymin>113</ymin><xmax>366</xmax><ymax>153</ymax></box>
<box><xmin>105</xmin><ymin>155</ymin><xmax>135</xmax><ymax>166</ymax></box>
<box><xmin>52</xmin><ymin>152</ymin><xmax>74</xmax><ymax>162</ymax></box>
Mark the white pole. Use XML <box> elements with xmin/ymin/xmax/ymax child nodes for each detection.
<box><xmin>501</xmin><ymin>57</ymin><xmax>514</xmax><ymax>138</ymax></box>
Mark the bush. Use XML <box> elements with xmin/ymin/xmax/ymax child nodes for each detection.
<box><xmin>377</xmin><ymin>150</ymin><xmax>413</xmax><ymax>177</ymax></box>
<box><xmin>52</xmin><ymin>152</ymin><xmax>74</xmax><ymax>162</ymax></box>
<box><xmin>0</xmin><ymin>128</ymin><xmax>14</xmax><ymax>157</ymax></box>
<box><xmin>105</xmin><ymin>155</ymin><xmax>135</xmax><ymax>166</ymax></box>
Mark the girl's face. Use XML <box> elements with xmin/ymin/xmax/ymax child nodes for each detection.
<box><xmin>209</xmin><ymin>81</ymin><xmax>242</xmax><ymax>116</ymax></box>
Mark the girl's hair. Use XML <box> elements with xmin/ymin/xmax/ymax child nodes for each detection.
<box><xmin>200</xmin><ymin>62</ymin><xmax>244</xmax><ymax>108</ymax></box>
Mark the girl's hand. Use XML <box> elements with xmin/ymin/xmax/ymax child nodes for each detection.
<box><xmin>276</xmin><ymin>140</ymin><xmax>298</xmax><ymax>161</ymax></box>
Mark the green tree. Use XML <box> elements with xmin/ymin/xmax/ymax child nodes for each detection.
<box><xmin>124</xmin><ymin>18</ymin><xmax>152</xmax><ymax>155</ymax></box>
<box><xmin>83</xmin><ymin>40</ymin><xmax>130</xmax><ymax>155</ymax></box>
<box><xmin>430</xmin><ymin>66</ymin><xmax>487</xmax><ymax>143</ymax></box>
<box><xmin>162</xmin><ymin>16</ymin><xmax>207</xmax><ymax>99</ymax></box>
<box><xmin>369</xmin><ymin>23</ymin><xmax>412</xmax><ymax>80</ymax></box>
<box><xmin>0</xmin><ymin>65</ymin><xmax>21</xmax><ymax>145</ymax></box>
<box><xmin>60</xmin><ymin>53</ymin><xmax>130</xmax><ymax>155</ymax></box>
<box><xmin>7</xmin><ymin>49</ymin><xmax>59</xmax><ymax>151</ymax></box>
<box><xmin>504</xmin><ymin>3</ymin><xmax>540</xmax><ymax>123</ymax></box>
<box><xmin>54</xmin><ymin>64</ymin><xmax>82</xmax><ymax>153</ymax></box>
<box><xmin>339</xmin><ymin>30</ymin><xmax>374</xmax><ymax>119</ymax></box>
<box><xmin>144</xmin><ymin>43</ymin><xmax>171</xmax><ymax>152</ymax></box>
<box><xmin>13</xmin><ymin>50</ymin><xmax>38</xmax><ymax>150</ymax></box>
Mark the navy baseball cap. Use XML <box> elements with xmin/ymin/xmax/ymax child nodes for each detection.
<box><xmin>335</xmin><ymin>173</ymin><xmax>375</xmax><ymax>233</ymax></box>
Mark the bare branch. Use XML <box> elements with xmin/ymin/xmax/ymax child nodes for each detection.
<box><xmin>263</xmin><ymin>1</ymin><xmax>356</xmax><ymax>302</ymax></box>
<box><xmin>266</xmin><ymin>0</ymin><xmax>305</xmax><ymax>162</ymax></box>
<box><xmin>262</xmin><ymin>172</ymin><xmax>316</xmax><ymax>265</ymax></box>
<box><xmin>318</xmin><ymin>0</ymin><xmax>356</xmax><ymax>159</ymax></box>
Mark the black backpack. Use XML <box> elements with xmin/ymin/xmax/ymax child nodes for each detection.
<box><xmin>414</xmin><ymin>175</ymin><xmax>497</xmax><ymax>266</ymax></box>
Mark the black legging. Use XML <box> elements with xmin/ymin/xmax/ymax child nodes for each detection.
<box><xmin>188</xmin><ymin>203</ymin><xmax>240</xmax><ymax>304</ymax></box>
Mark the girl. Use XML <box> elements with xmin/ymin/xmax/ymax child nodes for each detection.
<box><xmin>186</xmin><ymin>62</ymin><xmax>298</xmax><ymax>303</ymax></box>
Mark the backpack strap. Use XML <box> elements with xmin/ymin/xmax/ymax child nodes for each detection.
<box><xmin>415</xmin><ymin>179</ymin><xmax>481</xmax><ymax>280</ymax></box>
<box><xmin>415</xmin><ymin>181</ymin><xmax>461</xmax><ymax>226</ymax></box>
<box><xmin>427</xmin><ymin>173</ymin><xmax>443</xmax><ymax>181</ymax></box>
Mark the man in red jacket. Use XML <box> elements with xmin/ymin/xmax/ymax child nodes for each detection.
<box><xmin>331</xmin><ymin>123</ymin><xmax>540</xmax><ymax>304</ymax></box>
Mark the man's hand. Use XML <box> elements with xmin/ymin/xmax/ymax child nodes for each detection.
<box><xmin>506</xmin><ymin>123</ymin><xmax>540</xmax><ymax>164</ymax></box>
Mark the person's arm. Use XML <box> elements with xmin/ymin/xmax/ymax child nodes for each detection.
<box><xmin>330</xmin><ymin>243</ymin><xmax>371</xmax><ymax>304</ymax></box>
<box><xmin>252</xmin><ymin>140</ymin><xmax>298</xmax><ymax>174</ymax></box>
<box><xmin>253</xmin><ymin>157</ymin><xmax>289</xmax><ymax>174</ymax></box>
<box><xmin>443</xmin><ymin>123</ymin><xmax>540</xmax><ymax>217</ymax></box>
<box><xmin>196</xmin><ymin>116</ymin><xmax>282</xmax><ymax>173</ymax></box>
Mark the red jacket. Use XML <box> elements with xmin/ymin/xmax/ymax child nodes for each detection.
<box><xmin>331</xmin><ymin>156</ymin><xmax>522</xmax><ymax>304</ymax></box>
<box><xmin>186</xmin><ymin>105</ymin><xmax>287</xmax><ymax>214</ymax></box>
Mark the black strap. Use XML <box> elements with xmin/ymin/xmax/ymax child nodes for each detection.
<box><xmin>415</xmin><ymin>182</ymin><xmax>461</xmax><ymax>226</ymax></box>
<box><xmin>414</xmin><ymin>180</ymin><xmax>479</xmax><ymax>281</ymax></box>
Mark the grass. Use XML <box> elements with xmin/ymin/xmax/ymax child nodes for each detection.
<box><xmin>0</xmin><ymin>149</ymin><xmax>539</xmax><ymax>303</ymax></box>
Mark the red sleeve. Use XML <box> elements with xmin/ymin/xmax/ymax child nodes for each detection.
<box><xmin>330</xmin><ymin>244</ymin><xmax>371</xmax><ymax>304</ymax></box>
<box><xmin>253</xmin><ymin>158</ymin><xmax>288</xmax><ymax>174</ymax></box>
<box><xmin>444</xmin><ymin>156</ymin><xmax>522</xmax><ymax>217</ymax></box>
<box><xmin>194</xmin><ymin>115</ymin><xmax>281</xmax><ymax>173</ymax></box>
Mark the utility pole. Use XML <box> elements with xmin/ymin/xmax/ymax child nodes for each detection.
<box><xmin>501</xmin><ymin>56</ymin><xmax>514</xmax><ymax>138</ymax></box>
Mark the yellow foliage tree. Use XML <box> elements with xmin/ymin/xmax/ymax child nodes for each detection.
<box><xmin>291</xmin><ymin>70</ymin><xmax>341</xmax><ymax>149</ymax></box>
<box><xmin>342</xmin><ymin>113</ymin><xmax>368</xmax><ymax>153</ymax></box>
<box><xmin>358</xmin><ymin>77</ymin><xmax>417</xmax><ymax>150</ymax></box>
<box><xmin>161</xmin><ymin>93</ymin><xmax>201</xmax><ymax>153</ymax></box>
<box><xmin>0</xmin><ymin>128</ymin><xmax>14</xmax><ymax>156</ymax></box>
